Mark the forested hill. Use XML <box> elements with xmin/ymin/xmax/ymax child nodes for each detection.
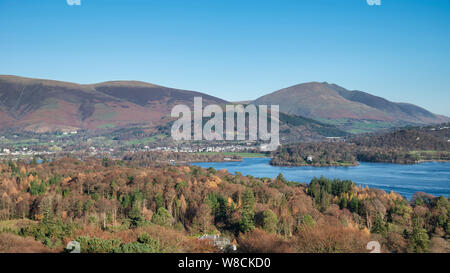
<box><xmin>271</xmin><ymin>124</ymin><xmax>450</xmax><ymax>166</ymax></box>
<box><xmin>352</xmin><ymin>125</ymin><xmax>450</xmax><ymax>150</ymax></box>
<box><xmin>353</xmin><ymin>124</ymin><xmax>450</xmax><ymax>164</ymax></box>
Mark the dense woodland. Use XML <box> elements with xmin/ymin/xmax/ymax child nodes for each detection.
<box><xmin>0</xmin><ymin>157</ymin><xmax>449</xmax><ymax>253</ymax></box>
<box><xmin>271</xmin><ymin>142</ymin><xmax>358</xmax><ymax>166</ymax></box>
<box><xmin>271</xmin><ymin>125</ymin><xmax>450</xmax><ymax>166</ymax></box>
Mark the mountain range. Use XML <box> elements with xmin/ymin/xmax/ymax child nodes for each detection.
<box><xmin>0</xmin><ymin>75</ymin><xmax>448</xmax><ymax>136</ymax></box>
<box><xmin>0</xmin><ymin>75</ymin><xmax>226</xmax><ymax>133</ymax></box>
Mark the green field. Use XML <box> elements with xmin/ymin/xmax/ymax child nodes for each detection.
<box><xmin>96</xmin><ymin>123</ymin><xmax>116</xmax><ymax>129</ymax></box>
<box><xmin>409</xmin><ymin>150</ymin><xmax>450</xmax><ymax>159</ymax></box>
<box><xmin>315</xmin><ymin>118</ymin><xmax>402</xmax><ymax>134</ymax></box>
<box><xmin>195</xmin><ymin>152</ymin><xmax>268</xmax><ymax>158</ymax></box>
<box><xmin>125</xmin><ymin>134</ymin><xmax>167</xmax><ymax>145</ymax></box>
<box><xmin>0</xmin><ymin>219</ymin><xmax>34</xmax><ymax>233</ymax></box>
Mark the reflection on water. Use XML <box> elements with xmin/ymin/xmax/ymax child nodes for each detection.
<box><xmin>192</xmin><ymin>158</ymin><xmax>450</xmax><ymax>199</ymax></box>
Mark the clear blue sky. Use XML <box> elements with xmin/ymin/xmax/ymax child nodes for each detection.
<box><xmin>1</xmin><ymin>0</ymin><xmax>449</xmax><ymax>116</ymax></box>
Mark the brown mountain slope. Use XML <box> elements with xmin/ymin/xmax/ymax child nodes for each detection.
<box><xmin>252</xmin><ymin>82</ymin><xmax>449</xmax><ymax>125</ymax></box>
<box><xmin>0</xmin><ymin>75</ymin><xmax>227</xmax><ymax>132</ymax></box>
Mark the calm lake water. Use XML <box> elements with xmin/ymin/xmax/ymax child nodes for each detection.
<box><xmin>192</xmin><ymin>158</ymin><xmax>450</xmax><ymax>199</ymax></box>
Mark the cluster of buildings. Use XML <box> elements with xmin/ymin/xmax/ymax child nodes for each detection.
<box><xmin>0</xmin><ymin>147</ymin><xmax>54</xmax><ymax>157</ymax></box>
<box><xmin>143</xmin><ymin>143</ymin><xmax>259</xmax><ymax>153</ymax></box>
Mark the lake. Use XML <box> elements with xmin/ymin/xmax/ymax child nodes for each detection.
<box><xmin>192</xmin><ymin>158</ymin><xmax>450</xmax><ymax>199</ymax></box>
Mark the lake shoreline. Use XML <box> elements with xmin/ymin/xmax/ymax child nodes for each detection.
<box><xmin>192</xmin><ymin>158</ymin><xmax>450</xmax><ymax>199</ymax></box>
<box><xmin>269</xmin><ymin>159</ymin><xmax>450</xmax><ymax>167</ymax></box>
<box><xmin>197</xmin><ymin>158</ymin><xmax>450</xmax><ymax>167</ymax></box>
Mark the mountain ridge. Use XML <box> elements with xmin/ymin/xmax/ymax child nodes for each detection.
<box><xmin>0</xmin><ymin>75</ymin><xmax>227</xmax><ymax>133</ymax></box>
<box><xmin>252</xmin><ymin>81</ymin><xmax>449</xmax><ymax>125</ymax></box>
<box><xmin>0</xmin><ymin>75</ymin><xmax>448</xmax><ymax>135</ymax></box>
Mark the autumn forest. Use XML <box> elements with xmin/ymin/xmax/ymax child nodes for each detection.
<box><xmin>0</xmin><ymin>155</ymin><xmax>449</xmax><ymax>253</ymax></box>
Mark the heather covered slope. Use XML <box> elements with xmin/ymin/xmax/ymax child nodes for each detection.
<box><xmin>253</xmin><ymin>82</ymin><xmax>449</xmax><ymax>126</ymax></box>
<box><xmin>332</xmin><ymin>84</ymin><xmax>448</xmax><ymax>124</ymax></box>
<box><xmin>0</xmin><ymin>75</ymin><xmax>227</xmax><ymax>133</ymax></box>
<box><xmin>254</xmin><ymin>82</ymin><xmax>392</xmax><ymax>121</ymax></box>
